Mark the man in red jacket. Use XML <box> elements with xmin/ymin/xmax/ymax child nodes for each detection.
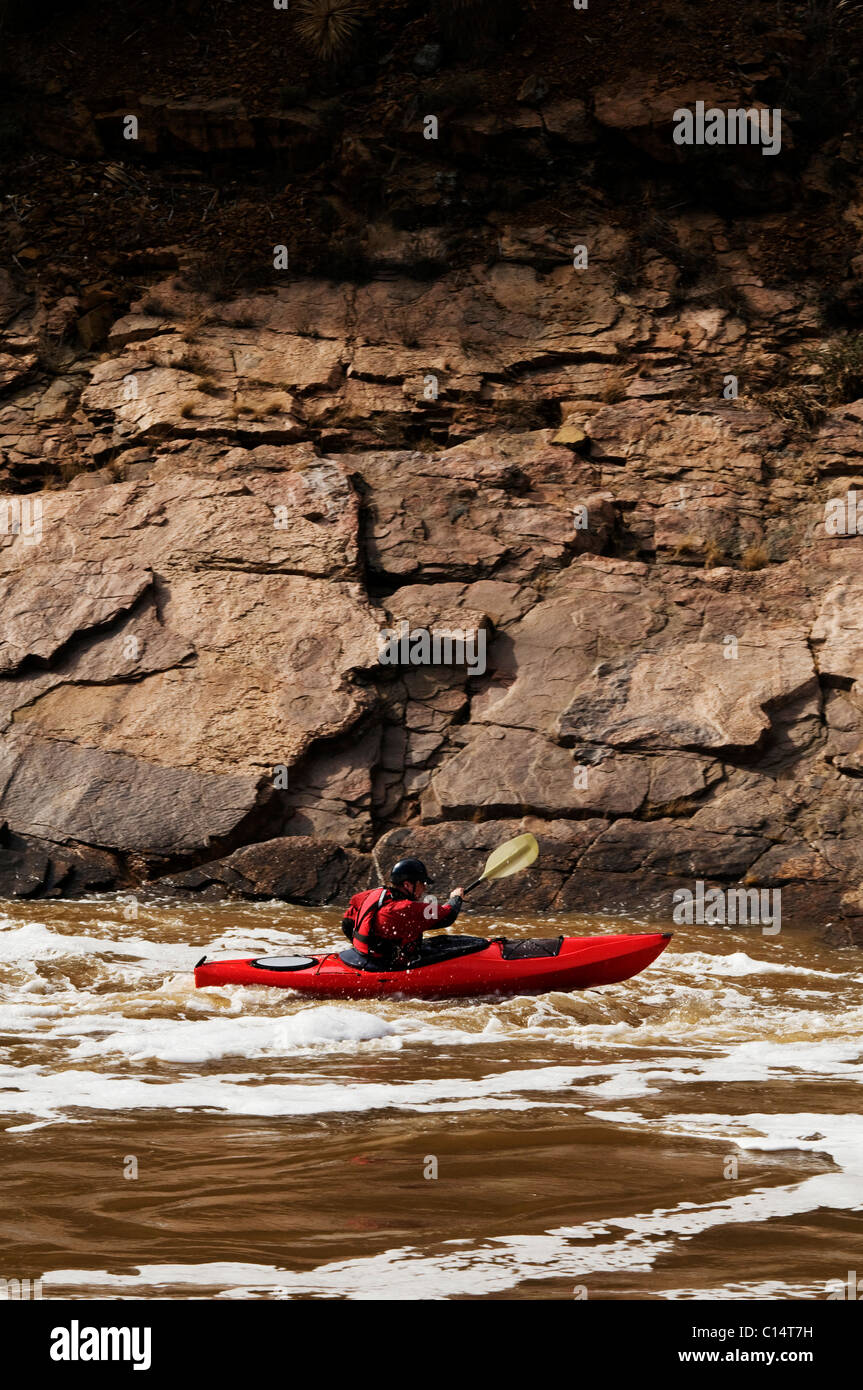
<box><xmin>342</xmin><ymin>857</ymin><xmax>465</xmax><ymax>969</ymax></box>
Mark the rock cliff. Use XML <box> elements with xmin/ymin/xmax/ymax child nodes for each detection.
<box><xmin>2</xmin><ymin>0</ymin><xmax>863</xmax><ymax>940</ymax></box>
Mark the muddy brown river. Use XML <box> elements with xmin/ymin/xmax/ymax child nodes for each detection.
<box><xmin>1</xmin><ymin>897</ymin><xmax>862</xmax><ymax>1300</ymax></box>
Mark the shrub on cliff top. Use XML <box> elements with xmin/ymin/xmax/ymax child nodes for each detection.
<box><xmin>183</xmin><ymin>252</ymin><xmax>240</xmax><ymax>302</ymax></box>
<box><xmin>139</xmin><ymin>293</ymin><xmax>178</xmax><ymax>319</ymax></box>
<box><xmin>703</xmin><ymin>539</ymin><xmax>726</xmax><ymax>570</ymax></box>
<box><xmin>758</xmin><ymin>385</ymin><xmax>827</xmax><ymax>433</ymax></box>
<box><xmin>741</xmin><ymin>546</ymin><xmax>769</xmax><ymax>572</ymax></box>
<box><xmin>805</xmin><ymin>334</ymin><xmax>863</xmax><ymax>405</ymax></box>
<box><xmin>295</xmin><ymin>0</ymin><xmax>363</xmax><ymax>61</ymax></box>
<box><xmin>36</xmin><ymin>331</ymin><xmax>69</xmax><ymax>374</ymax></box>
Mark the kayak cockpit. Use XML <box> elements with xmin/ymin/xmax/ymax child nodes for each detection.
<box><xmin>338</xmin><ymin>934</ymin><xmax>566</xmax><ymax>972</ymax></box>
<box><xmin>339</xmin><ymin>934</ymin><xmax>493</xmax><ymax>972</ymax></box>
<box><xmin>248</xmin><ymin>955</ymin><xmax>319</xmax><ymax>971</ymax></box>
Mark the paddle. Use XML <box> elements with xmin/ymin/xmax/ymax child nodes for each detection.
<box><xmin>462</xmin><ymin>833</ymin><xmax>539</xmax><ymax>896</ymax></box>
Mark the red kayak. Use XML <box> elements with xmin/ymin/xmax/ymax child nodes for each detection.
<box><xmin>194</xmin><ymin>931</ymin><xmax>672</xmax><ymax>1000</ymax></box>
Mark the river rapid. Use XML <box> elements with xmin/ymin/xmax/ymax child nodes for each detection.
<box><xmin>1</xmin><ymin>897</ymin><xmax>862</xmax><ymax>1301</ymax></box>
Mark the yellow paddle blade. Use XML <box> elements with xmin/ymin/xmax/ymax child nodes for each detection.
<box><xmin>478</xmin><ymin>832</ymin><xmax>539</xmax><ymax>883</ymax></box>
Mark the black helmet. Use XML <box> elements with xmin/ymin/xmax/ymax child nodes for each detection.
<box><xmin>391</xmin><ymin>857</ymin><xmax>433</xmax><ymax>886</ymax></box>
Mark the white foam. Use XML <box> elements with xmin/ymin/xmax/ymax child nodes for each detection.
<box><xmin>0</xmin><ymin>922</ymin><xmax>193</xmax><ymax>968</ymax></box>
<box><xmin>658</xmin><ymin>1280</ymin><xmax>821</xmax><ymax>1300</ymax></box>
<box><xmin>69</xmin><ymin>1007</ymin><xmax>397</xmax><ymax>1063</ymax></box>
<box><xmin>0</xmin><ymin>1062</ymin><xmax>586</xmax><ymax>1129</ymax></box>
<box><xmin>6</xmin><ymin>1026</ymin><xmax>863</xmax><ymax>1131</ymax></box>
<box><xmin>664</xmin><ymin>950</ymin><xmax>843</xmax><ymax>979</ymax></box>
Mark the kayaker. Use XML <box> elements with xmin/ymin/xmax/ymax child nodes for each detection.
<box><xmin>341</xmin><ymin>857</ymin><xmax>465</xmax><ymax>969</ymax></box>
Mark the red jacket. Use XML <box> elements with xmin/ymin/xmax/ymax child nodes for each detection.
<box><xmin>343</xmin><ymin>887</ymin><xmax>461</xmax><ymax>965</ymax></box>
